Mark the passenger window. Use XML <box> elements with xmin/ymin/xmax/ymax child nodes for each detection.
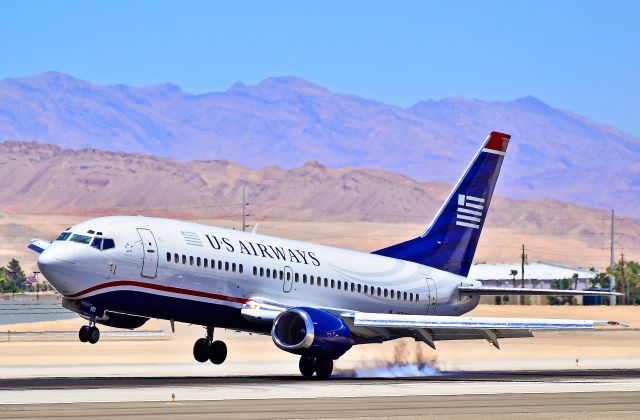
<box><xmin>286</xmin><ymin>272</ymin><xmax>291</xmax><ymax>281</ymax></box>
<box><xmin>211</xmin><ymin>259</ymin><xmax>215</xmax><ymax>269</ymax></box>
<box><xmin>390</xmin><ymin>290</ymin><xmax>395</xmax><ymax>299</ymax></box>
<box><xmin>364</xmin><ymin>285</ymin><xmax>368</xmax><ymax>294</ymax></box>
<box><xmin>190</xmin><ymin>256</ymin><xmax>194</xmax><ymax>266</ymax></box>
<box><xmin>303</xmin><ymin>275</ymin><xmax>307</xmax><ymax>284</ymax></box>
<box><xmin>403</xmin><ymin>292</ymin><xmax>407</xmax><ymax>301</ymax></box>
<box><xmin>204</xmin><ymin>258</ymin><xmax>208</xmax><ymax>268</ymax></box>
<box><xmin>410</xmin><ymin>293</ymin><xmax>414</xmax><ymax>301</ymax></box>
<box><xmin>324</xmin><ymin>278</ymin><xmax>328</xmax><ymax>287</ymax></box>
<box><xmin>239</xmin><ymin>264</ymin><xmax>243</xmax><ymax>274</ymax></box>
<box><xmin>224</xmin><ymin>262</ymin><xmax>228</xmax><ymax>271</ymax></box>
<box><xmin>338</xmin><ymin>281</ymin><xmax>341</xmax><ymax>289</ymax></box>
<box><xmin>174</xmin><ymin>253</ymin><xmax>179</xmax><ymax>263</ymax></box>
<box><xmin>295</xmin><ymin>273</ymin><xmax>299</xmax><ymax>282</ymax></box>
<box><xmin>266</xmin><ymin>268</ymin><xmax>271</xmax><ymax>278</ymax></box>
<box><xmin>416</xmin><ymin>294</ymin><xmax>420</xmax><ymax>302</ymax></box>
<box><xmin>351</xmin><ymin>283</ymin><xmax>355</xmax><ymax>292</ymax></box>
<box><xmin>344</xmin><ymin>282</ymin><xmax>349</xmax><ymax>291</ymax></box>
<box><xmin>279</xmin><ymin>270</ymin><xmax>283</xmax><ymax>280</ymax></box>
<box><xmin>91</xmin><ymin>237</ymin><xmax>103</xmax><ymax>250</ymax></box>
<box><xmin>377</xmin><ymin>287</ymin><xmax>381</xmax><ymax>297</ymax></box>
<box><xmin>218</xmin><ymin>261</ymin><xmax>222</xmax><ymax>270</ymax></box>
<box><xmin>357</xmin><ymin>284</ymin><xmax>361</xmax><ymax>293</ymax></box>
<box><xmin>331</xmin><ymin>279</ymin><xmax>335</xmax><ymax>288</ymax></box>
<box><xmin>232</xmin><ymin>263</ymin><xmax>236</xmax><ymax>272</ymax></box>
<box><xmin>384</xmin><ymin>289</ymin><xmax>388</xmax><ymax>298</ymax></box>
<box><xmin>166</xmin><ymin>252</ymin><xmax>171</xmax><ymax>262</ymax></box>
<box><xmin>310</xmin><ymin>276</ymin><xmax>314</xmax><ymax>285</ymax></box>
<box><xmin>182</xmin><ymin>255</ymin><xmax>187</xmax><ymax>264</ymax></box>
<box><xmin>260</xmin><ymin>267</ymin><xmax>264</xmax><ymax>277</ymax></box>
<box><xmin>197</xmin><ymin>257</ymin><xmax>201</xmax><ymax>267</ymax></box>
<box><xmin>253</xmin><ymin>266</ymin><xmax>257</xmax><ymax>276</ymax></box>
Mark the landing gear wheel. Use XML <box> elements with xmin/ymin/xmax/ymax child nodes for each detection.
<box><xmin>209</xmin><ymin>340</ymin><xmax>227</xmax><ymax>365</ymax></box>
<box><xmin>315</xmin><ymin>358</ymin><xmax>333</xmax><ymax>380</ymax></box>
<box><xmin>299</xmin><ymin>355</ymin><xmax>316</xmax><ymax>378</ymax></box>
<box><xmin>193</xmin><ymin>338</ymin><xmax>210</xmax><ymax>363</ymax></box>
<box><xmin>78</xmin><ymin>325</ymin><xmax>90</xmax><ymax>343</ymax></box>
<box><xmin>87</xmin><ymin>326</ymin><xmax>100</xmax><ymax>344</ymax></box>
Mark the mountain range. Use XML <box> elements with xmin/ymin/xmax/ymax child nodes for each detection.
<box><xmin>0</xmin><ymin>140</ymin><xmax>637</xmax><ymax>263</ymax></box>
<box><xmin>0</xmin><ymin>72</ymin><xmax>638</xmax><ymax>216</ymax></box>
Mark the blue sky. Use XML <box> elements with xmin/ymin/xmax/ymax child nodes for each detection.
<box><xmin>1</xmin><ymin>1</ymin><xmax>639</xmax><ymax>136</ymax></box>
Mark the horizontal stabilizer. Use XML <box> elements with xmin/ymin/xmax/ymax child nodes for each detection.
<box><xmin>459</xmin><ymin>286</ymin><xmax>622</xmax><ymax>296</ymax></box>
<box><xmin>28</xmin><ymin>238</ymin><xmax>52</xmax><ymax>254</ymax></box>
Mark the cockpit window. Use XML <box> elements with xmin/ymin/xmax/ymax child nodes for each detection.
<box><xmin>56</xmin><ymin>232</ymin><xmax>72</xmax><ymax>241</ymax></box>
<box><xmin>69</xmin><ymin>234</ymin><xmax>92</xmax><ymax>244</ymax></box>
<box><xmin>102</xmin><ymin>238</ymin><xmax>115</xmax><ymax>250</ymax></box>
<box><xmin>91</xmin><ymin>237</ymin><xmax>103</xmax><ymax>250</ymax></box>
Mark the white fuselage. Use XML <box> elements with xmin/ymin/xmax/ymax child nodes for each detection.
<box><xmin>38</xmin><ymin>216</ymin><xmax>481</xmax><ymax>332</ymax></box>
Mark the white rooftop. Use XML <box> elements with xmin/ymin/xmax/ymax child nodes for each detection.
<box><xmin>468</xmin><ymin>263</ymin><xmax>597</xmax><ymax>281</ymax></box>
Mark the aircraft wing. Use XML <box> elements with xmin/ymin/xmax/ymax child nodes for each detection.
<box><xmin>352</xmin><ymin>312</ymin><xmax>622</xmax><ymax>330</ymax></box>
<box><xmin>458</xmin><ymin>285</ymin><xmax>621</xmax><ymax>296</ymax></box>
<box><xmin>345</xmin><ymin>312</ymin><xmax>624</xmax><ymax>349</ymax></box>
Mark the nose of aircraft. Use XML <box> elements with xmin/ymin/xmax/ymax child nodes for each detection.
<box><xmin>37</xmin><ymin>244</ymin><xmax>77</xmax><ymax>293</ymax></box>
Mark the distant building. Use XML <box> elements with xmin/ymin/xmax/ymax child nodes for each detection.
<box><xmin>468</xmin><ymin>262</ymin><xmax>598</xmax><ymax>305</ymax></box>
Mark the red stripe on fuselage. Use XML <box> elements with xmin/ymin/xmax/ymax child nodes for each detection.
<box><xmin>66</xmin><ymin>280</ymin><xmax>249</xmax><ymax>304</ymax></box>
<box><xmin>484</xmin><ymin>131</ymin><xmax>511</xmax><ymax>152</ymax></box>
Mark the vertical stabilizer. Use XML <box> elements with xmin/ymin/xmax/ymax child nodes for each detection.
<box><xmin>373</xmin><ymin>131</ymin><xmax>510</xmax><ymax>277</ymax></box>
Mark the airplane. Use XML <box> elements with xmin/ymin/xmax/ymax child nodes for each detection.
<box><xmin>29</xmin><ymin>131</ymin><xmax>621</xmax><ymax>379</ymax></box>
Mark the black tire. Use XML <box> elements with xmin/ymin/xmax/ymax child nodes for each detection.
<box><xmin>315</xmin><ymin>358</ymin><xmax>333</xmax><ymax>380</ymax></box>
<box><xmin>88</xmin><ymin>326</ymin><xmax>100</xmax><ymax>344</ymax></box>
<box><xmin>193</xmin><ymin>338</ymin><xmax>210</xmax><ymax>363</ymax></box>
<box><xmin>209</xmin><ymin>340</ymin><xmax>227</xmax><ymax>365</ymax></box>
<box><xmin>78</xmin><ymin>326</ymin><xmax>90</xmax><ymax>343</ymax></box>
<box><xmin>299</xmin><ymin>355</ymin><xmax>316</xmax><ymax>377</ymax></box>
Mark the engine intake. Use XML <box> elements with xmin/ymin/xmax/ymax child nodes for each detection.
<box><xmin>272</xmin><ymin>307</ymin><xmax>353</xmax><ymax>359</ymax></box>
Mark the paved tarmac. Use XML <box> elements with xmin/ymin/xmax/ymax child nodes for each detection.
<box><xmin>1</xmin><ymin>392</ymin><xmax>639</xmax><ymax>419</ymax></box>
<box><xmin>1</xmin><ymin>370</ymin><xmax>640</xmax><ymax>419</ymax></box>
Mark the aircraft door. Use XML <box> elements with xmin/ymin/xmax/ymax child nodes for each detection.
<box><xmin>426</xmin><ymin>277</ymin><xmax>437</xmax><ymax>315</ymax></box>
<box><xmin>137</xmin><ymin>228</ymin><xmax>158</xmax><ymax>278</ymax></box>
<box><xmin>283</xmin><ymin>266</ymin><xmax>293</xmax><ymax>293</ymax></box>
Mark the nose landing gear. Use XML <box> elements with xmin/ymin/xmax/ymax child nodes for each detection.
<box><xmin>78</xmin><ymin>320</ymin><xmax>100</xmax><ymax>344</ymax></box>
<box><xmin>192</xmin><ymin>327</ymin><xmax>227</xmax><ymax>365</ymax></box>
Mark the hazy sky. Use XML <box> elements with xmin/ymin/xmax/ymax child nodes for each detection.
<box><xmin>1</xmin><ymin>1</ymin><xmax>639</xmax><ymax>136</ymax></box>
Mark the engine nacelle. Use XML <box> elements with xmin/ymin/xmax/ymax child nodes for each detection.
<box><xmin>271</xmin><ymin>307</ymin><xmax>353</xmax><ymax>359</ymax></box>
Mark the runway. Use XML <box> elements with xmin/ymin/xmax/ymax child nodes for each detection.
<box><xmin>1</xmin><ymin>370</ymin><xmax>640</xmax><ymax>419</ymax></box>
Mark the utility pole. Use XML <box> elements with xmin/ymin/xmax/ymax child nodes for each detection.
<box><xmin>609</xmin><ymin>210</ymin><xmax>616</xmax><ymax>306</ymax></box>
<box><xmin>621</xmin><ymin>251</ymin><xmax>627</xmax><ymax>305</ymax></box>
<box><xmin>520</xmin><ymin>244</ymin><xmax>527</xmax><ymax>305</ymax></box>
<box><xmin>241</xmin><ymin>185</ymin><xmax>250</xmax><ymax>232</ymax></box>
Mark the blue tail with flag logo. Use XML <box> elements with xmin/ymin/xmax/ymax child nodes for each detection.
<box><xmin>373</xmin><ymin>131</ymin><xmax>510</xmax><ymax>277</ymax></box>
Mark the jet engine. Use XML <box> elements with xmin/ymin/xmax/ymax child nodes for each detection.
<box><xmin>271</xmin><ymin>307</ymin><xmax>353</xmax><ymax>359</ymax></box>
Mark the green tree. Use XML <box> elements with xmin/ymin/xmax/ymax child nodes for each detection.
<box><xmin>6</xmin><ymin>259</ymin><xmax>26</xmax><ymax>282</ymax></box>
<box><xmin>547</xmin><ymin>278</ymin><xmax>577</xmax><ymax>305</ymax></box>
<box><xmin>0</xmin><ymin>267</ymin><xmax>20</xmax><ymax>294</ymax></box>
<box><xmin>605</xmin><ymin>259</ymin><xmax>640</xmax><ymax>305</ymax></box>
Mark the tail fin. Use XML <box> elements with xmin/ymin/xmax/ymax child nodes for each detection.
<box><xmin>373</xmin><ymin>131</ymin><xmax>510</xmax><ymax>277</ymax></box>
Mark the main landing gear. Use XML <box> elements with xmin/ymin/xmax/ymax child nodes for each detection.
<box><xmin>193</xmin><ymin>327</ymin><xmax>227</xmax><ymax>365</ymax></box>
<box><xmin>299</xmin><ymin>355</ymin><xmax>334</xmax><ymax>379</ymax></box>
<box><xmin>78</xmin><ymin>320</ymin><xmax>100</xmax><ymax>344</ymax></box>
